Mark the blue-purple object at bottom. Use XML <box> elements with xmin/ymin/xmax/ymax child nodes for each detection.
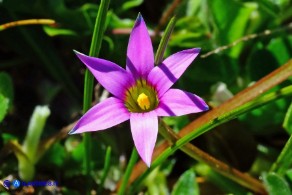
<box><xmin>2</xmin><ymin>179</ymin><xmax>58</xmax><ymax>189</ymax></box>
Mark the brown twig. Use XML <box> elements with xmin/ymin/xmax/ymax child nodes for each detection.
<box><xmin>201</xmin><ymin>22</ymin><xmax>292</xmax><ymax>58</ymax></box>
<box><xmin>153</xmin><ymin>0</ymin><xmax>182</xmax><ymax>39</ymax></box>
<box><xmin>0</xmin><ymin>19</ymin><xmax>56</xmax><ymax>31</ymax></box>
<box><xmin>159</xmin><ymin>120</ymin><xmax>267</xmax><ymax>194</ymax></box>
<box><xmin>118</xmin><ymin>59</ymin><xmax>292</xmax><ymax>190</ymax></box>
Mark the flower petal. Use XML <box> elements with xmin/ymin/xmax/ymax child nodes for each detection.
<box><xmin>156</xmin><ymin>89</ymin><xmax>208</xmax><ymax>116</ymax></box>
<box><xmin>75</xmin><ymin>51</ymin><xmax>134</xmax><ymax>98</ymax></box>
<box><xmin>148</xmin><ymin>48</ymin><xmax>200</xmax><ymax>97</ymax></box>
<box><xmin>69</xmin><ymin>97</ymin><xmax>130</xmax><ymax>134</ymax></box>
<box><xmin>126</xmin><ymin>13</ymin><xmax>154</xmax><ymax>78</ymax></box>
<box><xmin>130</xmin><ymin>111</ymin><xmax>158</xmax><ymax>167</ymax></box>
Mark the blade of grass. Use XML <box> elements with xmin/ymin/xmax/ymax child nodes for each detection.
<box><xmin>129</xmin><ymin>85</ymin><xmax>292</xmax><ymax>194</ymax></box>
<box><xmin>97</xmin><ymin>146</ymin><xmax>112</xmax><ymax>194</ymax></box>
<box><xmin>82</xmin><ymin>0</ymin><xmax>110</xmax><ymax>194</ymax></box>
<box><xmin>154</xmin><ymin>16</ymin><xmax>176</xmax><ymax>65</ymax></box>
<box><xmin>270</xmin><ymin>134</ymin><xmax>292</xmax><ymax>175</ymax></box>
<box><xmin>117</xmin><ymin>148</ymin><xmax>139</xmax><ymax>195</ymax></box>
<box><xmin>123</xmin><ymin>59</ymin><xmax>292</xmax><ymax>188</ymax></box>
<box><xmin>283</xmin><ymin>102</ymin><xmax>292</xmax><ymax>134</ymax></box>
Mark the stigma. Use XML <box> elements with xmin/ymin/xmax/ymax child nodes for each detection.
<box><xmin>137</xmin><ymin>93</ymin><xmax>150</xmax><ymax>110</ymax></box>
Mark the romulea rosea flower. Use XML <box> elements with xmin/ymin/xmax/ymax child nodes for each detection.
<box><xmin>69</xmin><ymin>13</ymin><xmax>209</xmax><ymax>167</ymax></box>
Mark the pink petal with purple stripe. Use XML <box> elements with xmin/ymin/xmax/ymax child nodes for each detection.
<box><xmin>130</xmin><ymin>111</ymin><xmax>158</xmax><ymax>167</ymax></box>
<box><xmin>75</xmin><ymin>51</ymin><xmax>134</xmax><ymax>98</ymax></box>
<box><xmin>156</xmin><ymin>89</ymin><xmax>208</xmax><ymax>116</ymax></box>
<box><xmin>70</xmin><ymin>97</ymin><xmax>130</xmax><ymax>134</ymax></box>
<box><xmin>126</xmin><ymin>14</ymin><xmax>154</xmax><ymax>79</ymax></box>
<box><xmin>148</xmin><ymin>48</ymin><xmax>200</xmax><ymax>97</ymax></box>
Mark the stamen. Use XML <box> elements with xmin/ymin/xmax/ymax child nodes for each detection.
<box><xmin>137</xmin><ymin>93</ymin><xmax>150</xmax><ymax>110</ymax></box>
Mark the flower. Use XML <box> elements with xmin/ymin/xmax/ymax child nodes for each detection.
<box><xmin>69</xmin><ymin>14</ymin><xmax>209</xmax><ymax>167</ymax></box>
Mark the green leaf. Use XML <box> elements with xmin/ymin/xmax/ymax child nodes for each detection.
<box><xmin>0</xmin><ymin>72</ymin><xmax>13</xmax><ymax>108</ymax></box>
<box><xmin>186</xmin><ymin>0</ymin><xmax>202</xmax><ymax>16</ymax></box>
<box><xmin>270</xmin><ymin>135</ymin><xmax>292</xmax><ymax>175</ymax></box>
<box><xmin>171</xmin><ymin>169</ymin><xmax>199</xmax><ymax>195</ymax></box>
<box><xmin>43</xmin><ymin>26</ymin><xmax>77</xmax><ymax>37</ymax></box>
<box><xmin>169</xmin><ymin>16</ymin><xmax>210</xmax><ymax>49</ymax></box>
<box><xmin>283</xmin><ymin>102</ymin><xmax>292</xmax><ymax>134</ymax></box>
<box><xmin>209</xmin><ymin>0</ymin><xmax>257</xmax><ymax>57</ymax></box>
<box><xmin>268</xmin><ymin>36</ymin><xmax>292</xmax><ymax>80</ymax></box>
<box><xmin>286</xmin><ymin>169</ymin><xmax>292</xmax><ymax>183</ymax></box>
<box><xmin>61</xmin><ymin>187</ymin><xmax>80</xmax><ymax>195</ymax></box>
<box><xmin>155</xmin><ymin>16</ymin><xmax>176</xmax><ymax>65</ymax></box>
<box><xmin>39</xmin><ymin>142</ymin><xmax>66</xmax><ymax>167</ymax></box>
<box><xmin>256</xmin><ymin>0</ymin><xmax>281</xmax><ymax>16</ymax></box>
<box><xmin>120</xmin><ymin>0</ymin><xmax>143</xmax><ymax>12</ymax></box>
<box><xmin>263</xmin><ymin>172</ymin><xmax>292</xmax><ymax>195</ymax></box>
<box><xmin>1</xmin><ymin>133</ymin><xmax>17</xmax><ymax>143</ymax></box>
<box><xmin>0</xmin><ymin>94</ymin><xmax>9</xmax><ymax>123</ymax></box>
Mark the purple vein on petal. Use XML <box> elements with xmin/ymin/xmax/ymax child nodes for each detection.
<box><xmin>74</xmin><ymin>50</ymin><xmax>135</xmax><ymax>98</ymax></box>
<box><xmin>148</xmin><ymin>48</ymin><xmax>200</xmax><ymax>97</ymax></box>
<box><xmin>126</xmin><ymin>13</ymin><xmax>154</xmax><ymax>79</ymax></box>
<box><xmin>69</xmin><ymin>97</ymin><xmax>130</xmax><ymax>134</ymax></box>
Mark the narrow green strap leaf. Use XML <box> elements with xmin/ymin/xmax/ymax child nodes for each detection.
<box><xmin>121</xmin><ymin>0</ymin><xmax>143</xmax><ymax>12</ymax></box>
<box><xmin>154</xmin><ymin>17</ymin><xmax>176</xmax><ymax>65</ymax></box>
<box><xmin>270</xmin><ymin>134</ymin><xmax>292</xmax><ymax>175</ymax></box>
<box><xmin>283</xmin><ymin>102</ymin><xmax>292</xmax><ymax>134</ymax></box>
<box><xmin>84</xmin><ymin>0</ymin><xmax>111</xmax><ymax>112</ymax></box>
<box><xmin>98</xmin><ymin>146</ymin><xmax>112</xmax><ymax>194</ymax></box>
<box><xmin>89</xmin><ymin>0</ymin><xmax>110</xmax><ymax>58</ymax></box>
<box><xmin>118</xmin><ymin>148</ymin><xmax>139</xmax><ymax>195</ymax></box>
<box><xmin>82</xmin><ymin>0</ymin><xmax>110</xmax><ymax>194</ymax></box>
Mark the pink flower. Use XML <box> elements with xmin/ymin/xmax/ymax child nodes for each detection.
<box><xmin>69</xmin><ymin>14</ymin><xmax>208</xmax><ymax>167</ymax></box>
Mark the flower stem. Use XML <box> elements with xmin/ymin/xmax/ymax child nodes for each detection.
<box><xmin>82</xmin><ymin>0</ymin><xmax>110</xmax><ymax>194</ymax></box>
<box><xmin>118</xmin><ymin>148</ymin><xmax>139</xmax><ymax>195</ymax></box>
<box><xmin>129</xmin><ymin>85</ymin><xmax>292</xmax><ymax>194</ymax></box>
<box><xmin>153</xmin><ymin>0</ymin><xmax>182</xmax><ymax>38</ymax></box>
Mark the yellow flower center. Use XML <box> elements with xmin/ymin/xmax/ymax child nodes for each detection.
<box><xmin>124</xmin><ymin>79</ymin><xmax>159</xmax><ymax>113</ymax></box>
<box><xmin>137</xmin><ymin>93</ymin><xmax>150</xmax><ymax>110</ymax></box>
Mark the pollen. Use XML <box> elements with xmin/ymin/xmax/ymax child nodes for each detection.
<box><xmin>137</xmin><ymin>93</ymin><xmax>150</xmax><ymax>110</ymax></box>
